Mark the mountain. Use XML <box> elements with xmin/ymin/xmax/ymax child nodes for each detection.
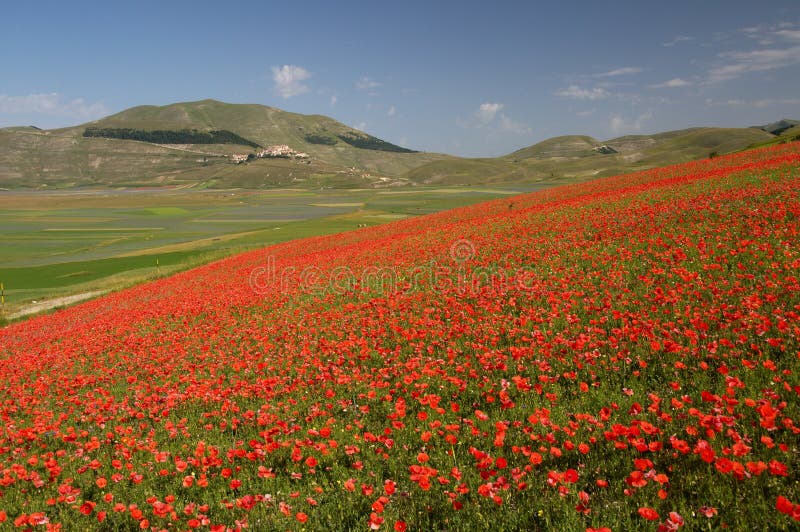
<box><xmin>754</xmin><ymin>119</ymin><xmax>799</xmax><ymax>136</ymax></box>
<box><xmin>0</xmin><ymin>100</ymin><xmax>451</xmax><ymax>188</ymax></box>
<box><xmin>0</xmin><ymin>100</ymin><xmax>795</xmax><ymax>189</ymax></box>
<box><xmin>507</xmin><ymin>135</ymin><xmax>600</xmax><ymax>160</ymax></box>
<box><xmin>405</xmin><ymin>127</ymin><xmax>778</xmax><ymax>186</ymax></box>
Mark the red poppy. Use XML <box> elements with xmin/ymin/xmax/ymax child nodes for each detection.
<box><xmin>638</xmin><ymin>507</ymin><xmax>659</xmax><ymax>521</ymax></box>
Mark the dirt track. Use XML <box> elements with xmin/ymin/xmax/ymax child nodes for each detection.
<box><xmin>8</xmin><ymin>291</ymin><xmax>106</xmax><ymax>320</ymax></box>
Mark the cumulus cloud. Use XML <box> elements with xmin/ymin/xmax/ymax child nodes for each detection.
<box><xmin>476</xmin><ymin>102</ymin><xmax>504</xmax><ymax>123</ymax></box>
<box><xmin>555</xmin><ymin>85</ymin><xmax>611</xmax><ymax>100</ymax></box>
<box><xmin>461</xmin><ymin>102</ymin><xmax>530</xmax><ymax>135</ymax></box>
<box><xmin>650</xmin><ymin>78</ymin><xmax>693</xmax><ymax>88</ymax></box>
<box><xmin>330</xmin><ymin>95</ymin><xmax>337</xmax><ymax>107</ymax></box>
<box><xmin>0</xmin><ymin>93</ymin><xmax>108</xmax><ymax>120</ymax></box>
<box><xmin>356</xmin><ymin>77</ymin><xmax>382</xmax><ymax>91</ymax></box>
<box><xmin>387</xmin><ymin>105</ymin><xmax>396</xmax><ymax>117</ymax></box>
<box><xmin>272</xmin><ymin>65</ymin><xmax>311</xmax><ymax>99</ymax></box>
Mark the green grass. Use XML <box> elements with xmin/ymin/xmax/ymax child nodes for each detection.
<box><xmin>739</xmin><ymin>125</ymin><xmax>800</xmax><ymax>151</ymax></box>
<box><xmin>0</xmin><ymin>185</ymin><xmax>533</xmax><ymax>319</ymax></box>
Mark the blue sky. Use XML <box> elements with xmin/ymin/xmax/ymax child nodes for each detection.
<box><xmin>2</xmin><ymin>0</ymin><xmax>799</xmax><ymax>156</ymax></box>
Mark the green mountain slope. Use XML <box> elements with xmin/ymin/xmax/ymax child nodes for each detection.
<box><xmin>405</xmin><ymin>127</ymin><xmax>777</xmax><ymax>186</ymax></box>
<box><xmin>742</xmin><ymin>123</ymin><xmax>800</xmax><ymax>151</ymax></box>
<box><xmin>0</xmin><ymin>100</ymin><xmax>450</xmax><ymax>188</ymax></box>
<box><xmin>755</xmin><ymin>119</ymin><xmax>799</xmax><ymax>136</ymax></box>
<box><xmin>1</xmin><ymin>101</ymin><xmax>795</xmax><ymax>190</ymax></box>
<box><xmin>507</xmin><ymin>135</ymin><xmax>600</xmax><ymax>160</ymax></box>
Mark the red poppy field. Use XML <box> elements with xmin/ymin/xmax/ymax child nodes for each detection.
<box><xmin>1</xmin><ymin>144</ymin><xmax>799</xmax><ymax>531</ymax></box>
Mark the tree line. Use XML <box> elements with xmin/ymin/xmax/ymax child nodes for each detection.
<box><xmin>83</xmin><ymin>128</ymin><xmax>261</xmax><ymax>148</ymax></box>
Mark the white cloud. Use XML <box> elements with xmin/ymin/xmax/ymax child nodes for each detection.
<box><xmin>463</xmin><ymin>102</ymin><xmax>529</xmax><ymax>135</ymax></box>
<box><xmin>663</xmin><ymin>35</ymin><xmax>694</xmax><ymax>47</ymax></box>
<box><xmin>739</xmin><ymin>23</ymin><xmax>798</xmax><ymax>40</ymax></box>
<box><xmin>706</xmin><ymin>25</ymin><xmax>800</xmax><ymax>83</ymax></box>
<box><xmin>330</xmin><ymin>95</ymin><xmax>337</xmax><ymax>107</ymax></box>
<box><xmin>354</xmin><ymin>121</ymin><xmax>367</xmax><ymax>131</ymax></box>
<box><xmin>774</xmin><ymin>29</ymin><xmax>800</xmax><ymax>42</ymax></box>
<box><xmin>476</xmin><ymin>102</ymin><xmax>504</xmax><ymax>123</ymax></box>
<box><xmin>356</xmin><ymin>77</ymin><xmax>382</xmax><ymax>91</ymax></box>
<box><xmin>498</xmin><ymin>114</ymin><xmax>531</xmax><ymax>134</ymax></box>
<box><xmin>650</xmin><ymin>77</ymin><xmax>693</xmax><ymax>88</ymax></box>
<box><xmin>0</xmin><ymin>93</ymin><xmax>108</xmax><ymax>121</ymax></box>
<box><xmin>387</xmin><ymin>105</ymin><xmax>396</xmax><ymax>117</ymax></box>
<box><xmin>609</xmin><ymin>112</ymin><xmax>653</xmax><ymax>135</ymax></box>
<box><xmin>709</xmin><ymin>97</ymin><xmax>800</xmax><ymax>108</ymax></box>
<box><xmin>752</xmin><ymin>98</ymin><xmax>800</xmax><ymax>108</ymax></box>
<box><xmin>610</xmin><ymin>116</ymin><xmax>626</xmax><ymax>134</ymax></box>
<box><xmin>746</xmin><ymin>25</ymin><xmax>794</xmax><ymax>46</ymax></box>
<box><xmin>555</xmin><ymin>85</ymin><xmax>611</xmax><ymax>100</ymax></box>
<box><xmin>708</xmin><ymin>45</ymin><xmax>800</xmax><ymax>83</ymax></box>
<box><xmin>272</xmin><ymin>65</ymin><xmax>311</xmax><ymax>99</ymax></box>
<box><xmin>592</xmin><ymin>67</ymin><xmax>642</xmax><ymax>77</ymax></box>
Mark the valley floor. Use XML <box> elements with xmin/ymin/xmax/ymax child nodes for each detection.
<box><xmin>0</xmin><ymin>185</ymin><xmax>532</xmax><ymax>322</ymax></box>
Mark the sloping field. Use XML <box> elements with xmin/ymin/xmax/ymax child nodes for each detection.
<box><xmin>0</xmin><ymin>145</ymin><xmax>799</xmax><ymax>530</ymax></box>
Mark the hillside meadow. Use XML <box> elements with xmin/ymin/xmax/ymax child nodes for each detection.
<box><xmin>0</xmin><ymin>144</ymin><xmax>799</xmax><ymax>530</ymax></box>
<box><xmin>0</xmin><ymin>186</ymin><xmax>528</xmax><ymax>320</ymax></box>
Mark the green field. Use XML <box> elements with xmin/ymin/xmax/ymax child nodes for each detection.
<box><xmin>0</xmin><ymin>185</ymin><xmax>534</xmax><ymax>320</ymax></box>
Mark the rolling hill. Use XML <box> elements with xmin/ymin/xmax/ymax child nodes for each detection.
<box><xmin>755</xmin><ymin>118</ymin><xmax>799</xmax><ymax>136</ymax></box>
<box><xmin>0</xmin><ymin>100</ymin><xmax>796</xmax><ymax>189</ymax></box>
<box><xmin>0</xmin><ymin>100</ymin><xmax>451</xmax><ymax>188</ymax></box>
<box><xmin>405</xmin><ymin>127</ymin><xmax>779</xmax><ymax>186</ymax></box>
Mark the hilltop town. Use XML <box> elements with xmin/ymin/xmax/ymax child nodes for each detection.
<box><xmin>231</xmin><ymin>144</ymin><xmax>310</xmax><ymax>164</ymax></box>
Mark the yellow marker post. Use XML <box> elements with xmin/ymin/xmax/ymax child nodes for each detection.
<box><xmin>156</xmin><ymin>258</ymin><xmax>161</xmax><ymax>276</ymax></box>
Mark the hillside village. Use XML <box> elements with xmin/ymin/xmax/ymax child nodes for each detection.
<box><xmin>231</xmin><ymin>144</ymin><xmax>310</xmax><ymax>164</ymax></box>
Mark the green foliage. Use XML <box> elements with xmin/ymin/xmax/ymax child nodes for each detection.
<box><xmin>83</xmin><ymin>127</ymin><xmax>261</xmax><ymax>148</ymax></box>
<box><xmin>304</xmin><ymin>133</ymin><xmax>338</xmax><ymax>146</ymax></box>
<box><xmin>336</xmin><ymin>133</ymin><xmax>418</xmax><ymax>153</ymax></box>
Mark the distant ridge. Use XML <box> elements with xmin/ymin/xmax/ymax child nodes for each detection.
<box><xmin>406</xmin><ymin>127</ymin><xmax>780</xmax><ymax>186</ymax></box>
<box><xmin>0</xmin><ymin>100</ymin><xmax>796</xmax><ymax>189</ymax></box>
<box><xmin>753</xmin><ymin>119</ymin><xmax>799</xmax><ymax>136</ymax></box>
